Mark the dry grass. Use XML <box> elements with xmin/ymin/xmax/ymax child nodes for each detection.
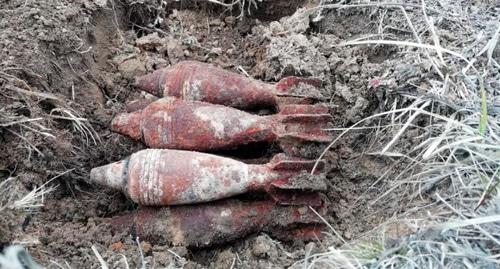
<box><xmin>0</xmin><ymin>171</ymin><xmax>71</xmax><ymax>269</ymax></box>
<box><xmin>49</xmin><ymin>107</ymin><xmax>100</xmax><ymax>146</ymax></box>
<box><xmin>0</xmin><ymin>68</ymin><xmax>99</xmax><ymax>157</ymax></box>
<box><xmin>0</xmin><ymin>170</ymin><xmax>73</xmax><ymax>214</ymax></box>
<box><xmin>1</xmin><ymin>66</ymin><xmax>98</xmax><ymax>267</ymax></box>
<box><xmin>0</xmin><ymin>177</ymin><xmax>53</xmax><ymax>213</ymax></box>
<box><xmin>206</xmin><ymin>0</ymin><xmax>261</xmax><ymax>18</ymax></box>
<box><xmin>301</xmin><ymin>0</ymin><xmax>500</xmax><ymax>268</ymax></box>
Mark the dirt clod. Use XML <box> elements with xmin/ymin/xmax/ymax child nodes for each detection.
<box><xmin>135</xmin><ymin>32</ymin><xmax>165</xmax><ymax>51</ymax></box>
<box><xmin>252</xmin><ymin>235</ymin><xmax>278</xmax><ymax>258</ymax></box>
<box><xmin>120</xmin><ymin>59</ymin><xmax>147</xmax><ymax>78</ymax></box>
<box><xmin>266</xmin><ymin>34</ymin><xmax>330</xmax><ymax>80</ymax></box>
<box><xmin>287</xmin><ymin>172</ymin><xmax>328</xmax><ymax>191</ymax></box>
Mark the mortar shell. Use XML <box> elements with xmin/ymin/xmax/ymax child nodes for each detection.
<box><xmin>90</xmin><ymin>149</ymin><xmax>326</xmax><ymax>206</ymax></box>
<box><xmin>111</xmin><ymin>98</ymin><xmax>332</xmax><ymax>154</ymax></box>
<box><xmin>135</xmin><ymin>60</ymin><xmax>324</xmax><ymax>110</ymax></box>
<box><xmin>112</xmin><ymin>199</ymin><xmax>325</xmax><ymax>247</ymax></box>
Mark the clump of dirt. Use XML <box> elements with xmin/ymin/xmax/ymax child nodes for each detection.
<box><xmin>0</xmin><ymin>0</ymin><xmax>422</xmax><ymax>267</ymax></box>
<box><xmin>266</xmin><ymin>34</ymin><xmax>330</xmax><ymax>79</ymax></box>
<box><xmin>285</xmin><ymin>142</ymin><xmax>331</xmax><ymax>159</ymax></box>
<box><xmin>286</xmin><ymin>82</ymin><xmax>325</xmax><ymax>99</ymax></box>
<box><xmin>287</xmin><ymin>172</ymin><xmax>327</xmax><ymax>191</ymax></box>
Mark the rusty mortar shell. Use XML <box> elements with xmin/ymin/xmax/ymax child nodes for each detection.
<box><xmin>90</xmin><ymin>149</ymin><xmax>326</xmax><ymax>206</ymax></box>
<box><xmin>111</xmin><ymin>199</ymin><xmax>326</xmax><ymax>247</ymax></box>
<box><xmin>134</xmin><ymin>60</ymin><xmax>325</xmax><ymax>110</ymax></box>
<box><xmin>111</xmin><ymin>97</ymin><xmax>332</xmax><ymax>155</ymax></box>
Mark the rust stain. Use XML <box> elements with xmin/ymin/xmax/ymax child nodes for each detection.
<box><xmin>97</xmin><ymin>61</ymin><xmax>336</xmax><ymax>246</ymax></box>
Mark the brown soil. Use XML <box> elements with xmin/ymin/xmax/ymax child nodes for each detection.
<box><xmin>0</xmin><ymin>0</ymin><xmax>424</xmax><ymax>267</ymax></box>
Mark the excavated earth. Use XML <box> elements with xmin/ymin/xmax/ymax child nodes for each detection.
<box><xmin>0</xmin><ymin>0</ymin><xmax>429</xmax><ymax>267</ymax></box>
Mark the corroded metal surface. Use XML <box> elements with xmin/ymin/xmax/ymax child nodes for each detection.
<box><xmin>93</xmin><ymin>60</ymin><xmax>333</xmax><ymax>245</ymax></box>
<box><xmin>110</xmin><ymin>98</ymin><xmax>332</xmax><ymax>153</ymax></box>
<box><xmin>90</xmin><ymin>149</ymin><xmax>325</xmax><ymax>206</ymax></box>
<box><xmin>112</xmin><ymin>199</ymin><xmax>326</xmax><ymax>247</ymax></box>
<box><xmin>135</xmin><ymin>60</ymin><xmax>324</xmax><ymax>110</ymax></box>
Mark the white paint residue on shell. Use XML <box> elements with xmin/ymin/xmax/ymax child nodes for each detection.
<box><xmin>220</xmin><ymin>209</ymin><xmax>232</xmax><ymax>218</ymax></box>
<box><xmin>194</xmin><ymin>106</ymin><xmax>227</xmax><ymax>139</ymax></box>
<box><xmin>182</xmin><ymin>79</ymin><xmax>202</xmax><ymax>101</ymax></box>
<box><xmin>138</xmin><ymin>149</ymin><xmax>164</xmax><ymax>205</ymax></box>
<box><xmin>131</xmin><ymin>149</ymin><xmax>274</xmax><ymax>205</ymax></box>
<box><xmin>151</xmin><ymin>110</ymin><xmax>172</xmax><ymax>145</ymax></box>
<box><xmin>233</xmin><ymin>115</ymin><xmax>261</xmax><ymax>136</ymax></box>
<box><xmin>183</xmin><ymin>155</ymin><xmax>250</xmax><ymax>203</ymax></box>
<box><xmin>180</xmin><ymin>154</ymin><xmax>272</xmax><ymax>203</ymax></box>
<box><xmin>154</xmin><ymin>150</ymin><xmax>165</xmax><ymax>205</ymax></box>
<box><xmin>194</xmin><ymin>106</ymin><xmax>260</xmax><ymax>139</ymax></box>
<box><xmin>251</xmin><ymin>168</ymin><xmax>269</xmax><ymax>184</ymax></box>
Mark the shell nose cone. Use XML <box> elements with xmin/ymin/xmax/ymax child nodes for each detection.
<box><xmin>90</xmin><ymin>166</ymin><xmax>105</xmax><ymax>185</ymax></box>
<box><xmin>90</xmin><ymin>160</ymin><xmax>128</xmax><ymax>192</ymax></box>
<box><xmin>111</xmin><ymin>111</ymin><xmax>143</xmax><ymax>141</ymax></box>
<box><xmin>135</xmin><ymin>69</ymin><xmax>164</xmax><ymax>97</ymax></box>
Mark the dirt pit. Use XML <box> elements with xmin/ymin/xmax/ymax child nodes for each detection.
<box><xmin>0</xmin><ymin>0</ymin><xmax>428</xmax><ymax>267</ymax></box>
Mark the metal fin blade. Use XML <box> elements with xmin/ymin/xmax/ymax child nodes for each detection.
<box><xmin>276</xmin><ymin>104</ymin><xmax>332</xmax><ymax>144</ymax></box>
<box><xmin>268</xmin><ymin>154</ymin><xmax>319</xmax><ymax>171</ymax></box>
<box><xmin>268</xmin><ymin>189</ymin><xmax>324</xmax><ymax>206</ymax></box>
<box><xmin>275</xmin><ymin>76</ymin><xmax>323</xmax><ymax>98</ymax></box>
